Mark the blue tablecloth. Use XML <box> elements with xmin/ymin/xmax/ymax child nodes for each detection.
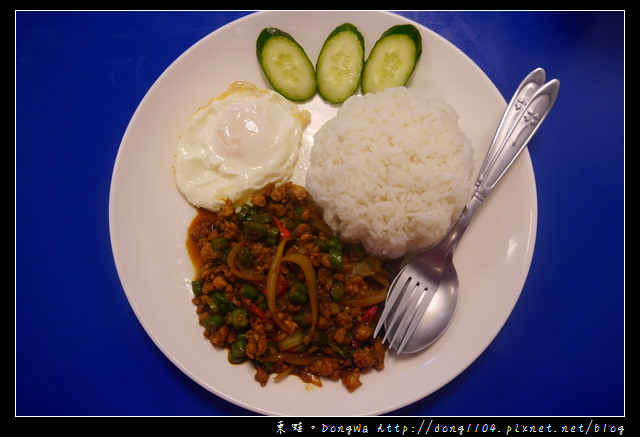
<box><xmin>15</xmin><ymin>10</ymin><xmax>624</xmax><ymax>418</ymax></box>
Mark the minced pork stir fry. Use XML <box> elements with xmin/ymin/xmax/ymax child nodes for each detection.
<box><xmin>187</xmin><ymin>182</ymin><xmax>390</xmax><ymax>391</ymax></box>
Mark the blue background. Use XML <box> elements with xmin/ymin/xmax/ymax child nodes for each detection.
<box><xmin>16</xmin><ymin>11</ymin><xmax>624</xmax><ymax>417</ymax></box>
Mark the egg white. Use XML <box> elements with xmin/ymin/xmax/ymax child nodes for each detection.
<box><xmin>174</xmin><ymin>81</ymin><xmax>311</xmax><ymax>211</ymax></box>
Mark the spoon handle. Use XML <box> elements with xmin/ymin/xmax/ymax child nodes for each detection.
<box><xmin>476</xmin><ymin>68</ymin><xmax>546</xmax><ymax>189</ymax></box>
<box><xmin>475</xmin><ymin>78</ymin><xmax>560</xmax><ymax>199</ymax></box>
<box><xmin>437</xmin><ymin>76</ymin><xmax>560</xmax><ymax>256</ymax></box>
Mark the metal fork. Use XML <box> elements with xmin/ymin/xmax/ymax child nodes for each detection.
<box><xmin>374</xmin><ymin>71</ymin><xmax>560</xmax><ymax>354</ymax></box>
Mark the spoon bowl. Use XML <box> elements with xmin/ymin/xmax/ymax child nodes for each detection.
<box><xmin>399</xmin><ymin>259</ymin><xmax>459</xmax><ymax>354</ymax></box>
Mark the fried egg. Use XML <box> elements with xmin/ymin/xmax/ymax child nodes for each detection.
<box><xmin>174</xmin><ymin>81</ymin><xmax>311</xmax><ymax>211</ymax></box>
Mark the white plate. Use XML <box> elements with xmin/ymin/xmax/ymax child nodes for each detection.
<box><xmin>109</xmin><ymin>11</ymin><xmax>536</xmax><ymax>416</ymax></box>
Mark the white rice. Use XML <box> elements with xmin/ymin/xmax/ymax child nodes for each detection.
<box><xmin>305</xmin><ymin>86</ymin><xmax>475</xmax><ymax>259</ymax></box>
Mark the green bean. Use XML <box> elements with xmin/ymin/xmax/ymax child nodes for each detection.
<box><xmin>329</xmin><ymin>246</ymin><xmax>343</xmax><ymax>271</ymax></box>
<box><xmin>228</xmin><ymin>334</ymin><xmax>248</xmax><ymax>364</ymax></box>
<box><xmin>237</xmin><ymin>245</ymin><xmax>254</xmax><ymax>269</ymax></box>
<box><xmin>208</xmin><ymin>291</ymin><xmax>231</xmax><ymax>315</ymax></box>
<box><xmin>330</xmin><ymin>281</ymin><xmax>345</xmax><ymax>302</ymax></box>
<box><xmin>289</xmin><ymin>281</ymin><xmax>308</xmax><ymax>304</ymax></box>
<box><xmin>316</xmin><ymin>236</ymin><xmax>344</xmax><ymax>271</ymax></box>
<box><xmin>231</xmin><ymin>308</ymin><xmax>249</xmax><ymax>331</ymax></box>
<box><xmin>329</xmin><ymin>342</ymin><xmax>352</xmax><ymax>359</ymax></box>
<box><xmin>293</xmin><ymin>311</ymin><xmax>311</xmax><ymax>327</ymax></box>
<box><xmin>243</xmin><ymin>221</ymin><xmax>268</xmax><ymax>241</ymax></box>
<box><xmin>210</xmin><ymin>237</ymin><xmax>229</xmax><ymax>252</ymax></box>
<box><xmin>237</xmin><ymin>203</ymin><xmax>257</xmax><ymax>222</ymax></box>
<box><xmin>266</xmin><ymin>227</ymin><xmax>279</xmax><ymax>246</ymax></box>
<box><xmin>191</xmin><ymin>280</ymin><xmax>203</xmax><ymax>296</ymax></box>
<box><xmin>328</xmin><ymin>236</ymin><xmax>343</xmax><ymax>250</ymax></box>
<box><xmin>241</xmin><ymin>283</ymin><xmax>259</xmax><ymax>300</ymax></box>
<box><xmin>203</xmin><ymin>314</ymin><xmax>224</xmax><ymax>331</ymax></box>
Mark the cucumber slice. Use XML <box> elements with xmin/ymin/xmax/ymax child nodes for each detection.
<box><xmin>361</xmin><ymin>24</ymin><xmax>422</xmax><ymax>94</ymax></box>
<box><xmin>256</xmin><ymin>27</ymin><xmax>317</xmax><ymax>101</ymax></box>
<box><xmin>316</xmin><ymin>23</ymin><xmax>365</xmax><ymax>104</ymax></box>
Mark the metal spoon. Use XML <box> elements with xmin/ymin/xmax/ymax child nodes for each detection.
<box><xmin>374</xmin><ymin>71</ymin><xmax>560</xmax><ymax>354</ymax></box>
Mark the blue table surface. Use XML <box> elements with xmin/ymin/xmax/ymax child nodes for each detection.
<box><xmin>15</xmin><ymin>11</ymin><xmax>624</xmax><ymax>418</ymax></box>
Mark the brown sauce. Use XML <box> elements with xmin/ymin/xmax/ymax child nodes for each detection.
<box><xmin>185</xmin><ymin>208</ymin><xmax>218</xmax><ymax>273</ymax></box>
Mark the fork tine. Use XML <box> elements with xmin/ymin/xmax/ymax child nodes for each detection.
<box><xmin>387</xmin><ymin>281</ymin><xmax>424</xmax><ymax>349</ymax></box>
<box><xmin>373</xmin><ymin>267</ymin><xmax>411</xmax><ymax>337</ymax></box>
<box><xmin>396</xmin><ymin>286</ymin><xmax>436</xmax><ymax>354</ymax></box>
<box><xmin>381</xmin><ymin>276</ymin><xmax>416</xmax><ymax>343</ymax></box>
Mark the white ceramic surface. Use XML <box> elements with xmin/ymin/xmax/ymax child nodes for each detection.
<box><xmin>109</xmin><ymin>11</ymin><xmax>536</xmax><ymax>416</ymax></box>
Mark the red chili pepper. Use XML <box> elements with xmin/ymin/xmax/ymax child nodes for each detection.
<box><xmin>362</xmin><ymin>305</ymin><xmax>378</xmax><ymax>324</ymax></box>
<box><xmin>273</xmin><ymin>216</ymin><xmax>292</xmax><ymax>240</ymax></box>
<box><xmin>241</xmin><ymin>297</ymin><xmax>274</xmax><ymax>325</ymax></box>
<box><xmin>351</xmin><ymin>305</ymin><xmax>379</xmax><ymax>349</ymax></box>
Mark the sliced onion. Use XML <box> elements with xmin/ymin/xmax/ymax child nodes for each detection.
<box><xmin>370</xmin><ymin>272</ymin><xmax>391</xmax><ymax>289</ymax></box>
<box><xmin>273</xmin><ymin>364</ymin><xmax>296</xmax><ymax>382</ymax></box>
<box><xmin>340</xmin><ymin>289</ymin><xmax>387</xmax><ymax>307</ymax></box>
<box><xmin>261</xmin><ymin>351</ymin><xmax>324</xmax><ymax>365</ymax></box>
<box><xmin>351</xmin><ymin>257</ymin><xmax>382</xmax><ymax>276</ymax></box>
<box><xmin>282</xmin><ymin>252</ymin><xmax>318</xmax><ymax>344</ymax></box>
<box><xmin>278</xmin><ymin>329</ymin><xmax>305</xmax><ymax>351</ymax></box>
<box><xmin>227</xmin><ymin>241</ymin><xmax>266</xmax><ymax>282</ymax></box>
<box><xmin>266</xmin><ymin>238</ymin><xmax>291</xmax><ymax>332</ymax></box>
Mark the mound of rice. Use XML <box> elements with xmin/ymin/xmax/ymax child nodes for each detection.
<box><xmin>305</xmin><ymin>86</ymin><xmax>475</xmax><ymax>259</ymax></box>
